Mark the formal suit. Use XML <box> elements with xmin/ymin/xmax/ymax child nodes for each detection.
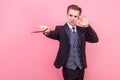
<box><xmin>45</xmin><ymin>23</ymin><xmax>98</xmax><ymax>68</ymax></box>
<box><xmin>44</xmin><ymin>23</ymin><xmax>98</xmax><ymax>80</ymax></box>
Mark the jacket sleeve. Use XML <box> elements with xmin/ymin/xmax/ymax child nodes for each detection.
<box><xmin>44</xmin><ymin>26</ymin><xmax>60</xmax><ymax>40</ymax></box>
<box><xmin>85</xmin><ymin>25</ymin><xmax>99</xmax><ymax>43</ymax></box>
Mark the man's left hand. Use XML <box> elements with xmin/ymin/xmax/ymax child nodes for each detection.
<box><xmin>77</xmin><ymin>15</ymin><xmax>89</xmax><ymax>27</ymax></box>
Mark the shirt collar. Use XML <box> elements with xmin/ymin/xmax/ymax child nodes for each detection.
<box><xmin>67</xmin><ymin>22</ymin><xmax>77</xmax><ymax>31</ymax></box>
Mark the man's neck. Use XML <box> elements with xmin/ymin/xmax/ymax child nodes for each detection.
<box><xmin>67</xmin><ymin>22</ymin><xmax>76</xmax><ymax>29</ymax></box>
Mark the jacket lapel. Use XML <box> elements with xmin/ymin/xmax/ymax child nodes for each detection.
<box><xmin>76</xmin><ymin>26</ymin><xmax>82</xmax><ymax>36</ymax></box>
<box><xmin>64</xmin><ymin>23</ymin><xmax>70</xmax><ymax>38</ymax></box>
<box><xmin>76</xmin><ymin>26</ymin><xmax>85</xmax><ymax>46</ymax></box>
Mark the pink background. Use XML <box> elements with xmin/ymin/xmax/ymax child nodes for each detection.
<box><xmin>0</xmin><ymin>0</ymin><xmax>120</xmax><ymax>80</ymax></box>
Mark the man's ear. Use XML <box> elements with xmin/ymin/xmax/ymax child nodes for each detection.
<box><xmin>78</xmin><ymin>16</ymin><xmax>82</xmax><ymax>21</ymax></box>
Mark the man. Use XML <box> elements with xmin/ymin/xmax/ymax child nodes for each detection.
<box><xmin>40</xmin><ymin>4</ymin><xmax>98</xmax><ymax>80</ymax></box>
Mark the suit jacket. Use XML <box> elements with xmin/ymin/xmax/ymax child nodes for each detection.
<box><xmin>45</xmin><ymin>23</ymin><xmax>98</xmax><ymax>68</ymax></box>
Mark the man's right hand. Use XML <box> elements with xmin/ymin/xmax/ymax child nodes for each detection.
<box><xmin>39</xmin><ymin>25</ymin><xmax>51</xmax><ymax>33</ymax></box>
<box><xmin>39</xmin><ymin>25</ymin><xmax>51</xmax><ymax>35</ymax></box>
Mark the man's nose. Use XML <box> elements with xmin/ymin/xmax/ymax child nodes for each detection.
<box><xmin>71</xmin><ymin>16</ymin><xmax>74</xmax><ymax>20</ymax></box>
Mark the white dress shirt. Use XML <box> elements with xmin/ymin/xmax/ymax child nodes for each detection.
<box><xmin>67</xmin><ymin>23</ymin><xmax>77</xmax><ymax>32</ymax></box>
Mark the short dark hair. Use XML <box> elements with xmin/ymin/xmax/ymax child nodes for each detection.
<box><xmin>67</xmin><ymin>4</ymin><xmax>82</xmax><ymax>15</ymax></box>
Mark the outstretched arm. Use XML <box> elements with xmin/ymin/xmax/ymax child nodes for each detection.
<box><xmin>39</xmin><ymin>25</ymin><xmax>59</xmax><ymax>40</ymax></box>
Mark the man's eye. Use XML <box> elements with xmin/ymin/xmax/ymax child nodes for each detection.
<box><xmin>69</xmin><ymin>14</ymin><xmax>73</xmax><ymax>17</ymax></box>
<box><xmin>74</xmin><ymin>16</ymin><xmax>77</xmax><ymax>18</ymax></box>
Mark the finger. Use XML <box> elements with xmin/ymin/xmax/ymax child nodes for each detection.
<box><xmin>79</xmin><ymin>15</ymin><xmax>85</xmax><ymax>21</ymax></box>
<box><xmin>80</xmin><ymin>15</ymin><xmax>84</xmax><ymax>19</ymax></box>
<box><xmin>80</xmin><ymin>15</ymin><xmax>87</xmax><ymax>19</ymax></box>
<box><xmin>43</xmin><ymin>26</ymin><xmax>48</xmax><ymax>30</ymax></box>
<box><xmin>39</xmin><ymin>25</ymin><xmax>47</xmax><ymax>30</ymax></box>
<box><xmin>39</xmin><ymin>25</ymin><xmax>43</xmax><ymax>29</ymax></box>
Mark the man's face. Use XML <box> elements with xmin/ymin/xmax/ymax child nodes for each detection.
<box><xmin>67</xmin><ymin>9</ymin><xmax>80</xmax><ymax>26</ymax></box>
